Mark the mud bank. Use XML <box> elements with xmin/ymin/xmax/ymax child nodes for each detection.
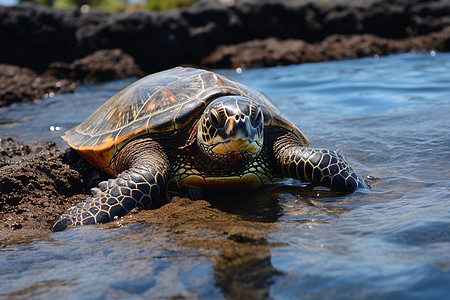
<box><xmin>0</xmin><ymin>138</ymin><xmax>108</xmax><ymax>244</ymax></box>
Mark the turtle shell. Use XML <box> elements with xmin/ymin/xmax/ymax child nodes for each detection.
<box><xmin>63</xmin><ymin>67</ymin><xmax>309</xmax><ymax>176</ymax></box>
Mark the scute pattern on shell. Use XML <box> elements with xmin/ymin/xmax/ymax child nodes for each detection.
<box><xmin>63</xmin><ymin>67</ymin><xmax>308</xmax><ymax>175</ymax></box>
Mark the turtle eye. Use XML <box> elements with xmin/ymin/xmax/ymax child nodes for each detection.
<box><xmin>250</xmin><ymin>106</ymin><xmax>262</xmax><ymax>127</ymax></box>
<box><xmin>210</xmin><ymin>110</ymin><xmax>224</xmax><ymax>128</ymax></box>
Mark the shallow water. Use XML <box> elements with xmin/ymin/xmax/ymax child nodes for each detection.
<box><xmin>1</xmin><ymin>52</ymin><xmax>450</xmax><ymax>299</ymax></box>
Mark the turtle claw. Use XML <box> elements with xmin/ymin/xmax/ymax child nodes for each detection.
<box><xmin>52</xmin><ymin>216</ymin><xmax>74</xmax><ymax>232</ymax></box>
<box><xmin>90</xmin><ymin>187</ymin><xmax>102</xmax><ymax>197</ymax></box>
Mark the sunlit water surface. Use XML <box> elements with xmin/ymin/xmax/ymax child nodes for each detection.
<box><xmin>1</xmin><ymin>53</ymin><xmax>449</xmax><ymax>299</ymax></box>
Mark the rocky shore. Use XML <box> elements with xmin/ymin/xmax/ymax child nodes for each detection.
<box><xmin>0</xmin><ymin>49</ymin><xmax>143</xmax><ymax>106</ymax></box>
<box><xmin>0</xmin><ymin>138</ymin><xmax>108</xmax><ymax>243</ymax></box>
<box><xmin>1</xmin><ymin>0</ymin><xmax>450</xmax><ymax>244</ymax></box>
<box><xmin>1</xmin><ymin>0</ymin><xmax>450</xmax><ymax>106</ymax></box>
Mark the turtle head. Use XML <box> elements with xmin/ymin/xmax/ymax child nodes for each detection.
<box><xmin>197</xmin><ymin>96</ymin><xmax>264</xmax><ymax>162</ymax></box>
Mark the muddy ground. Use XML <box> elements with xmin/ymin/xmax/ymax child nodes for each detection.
<box><xmin>0</xmin><ymin>138</ymin><xmax>107</xmax><ymax>244</ymax></box>
<box><xmin>1</xmin><ymin>139</ymin><xmax>287</xmax><ymax>298</ymax></box>
<box><xmin>0</xmin><ymin>138</ymin><xmax>274</xmax><ymax>247</ymax></box>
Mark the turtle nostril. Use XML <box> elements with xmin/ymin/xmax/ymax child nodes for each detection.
<box><xmin>235</xmin><ymin>114</ymin><xmax>245</xmax><ymax>121</ymax></box>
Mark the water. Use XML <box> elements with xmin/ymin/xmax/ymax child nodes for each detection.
<box><xmin>1</xmin><ymin>52</ymin><xmax>449</xmax><ymax>299</ymax></box>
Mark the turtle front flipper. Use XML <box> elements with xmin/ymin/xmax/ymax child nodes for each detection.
<box><xmin>52</xmin><ymin>140</ymin><xmax>169</xmax><ymax>232</ymax></box>
<box><xmin>274</xmin><ymin>133</ymin><xmax>370</xmax><ymax>192</ymax></box>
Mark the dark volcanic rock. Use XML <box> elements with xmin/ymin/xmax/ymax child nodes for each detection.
<box><xmin>202</xmin><ymin>27</ymin><xmax>450</xmax><ymax>69</ymax></box>
<box><xmin>1</xmin><ymin>0</ymin><xmax>450</xmax><ymax>107</ymax></box>
<box><xmin>0</xmin><ymin>3</ymin><xmax>82</xmax><ymax>73</ymax></box>
<box><xmin>0</xmin><ymin>64</ymin><xmax>75</xmax><ymax>107</ymax></box>
<box><xmin>0</xmin><ymin>49</ymin><xmax>143</xmax><ymax>107</ymax></box>
<box><xmin>44</xmin><ymin>48</ymin><xmax>144</xmax><ymax>82</ymax></box>
<box><xmin>2</xmin><ymin>0</ymin><xmax>450</xmax><ymax>74</ymax></box>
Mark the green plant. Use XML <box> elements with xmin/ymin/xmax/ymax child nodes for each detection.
<box><xmin>20</xmin><ymin>0</ymin><xmax>127</xmax><ymax>13</ymax></box>
<box><xmin>147</xmin><ymin>0</ymin><xmax>197</xmax><ymax>11</ymax></box>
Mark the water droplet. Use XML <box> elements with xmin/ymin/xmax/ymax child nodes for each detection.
<box><xmin>430</xmin><ymin>50</ymin><xmax>436</xmax><ymax>57</ymax></box>
<box><xmin>235</xmin><ymin>67</ymin><xmax>243</xmax><ymax>74</ymax></box>
<box><xmin>49</xmin><ymin>126</ymin><xmax>61</xmax><ymax>132</ymax></box>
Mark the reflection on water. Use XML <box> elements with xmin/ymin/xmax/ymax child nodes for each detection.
<box><xmin>1</xmin><ymin>53</ymin><xmax>450</xmax><ymax>299</ymax></box>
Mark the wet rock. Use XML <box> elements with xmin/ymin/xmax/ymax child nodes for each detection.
<box><xmin>0</xmin><ymin>49</ymin><xmax>143</xmax><ymax>107</ymax></box>
<box><xmin>1</xmin><ymin>0</ymin><xmax>450</xmax><ymax>74</ymax></box>
<box><xmin>201</xmin><ymin>37</ymin><xmax>310</xmax><ymax>68</ymax></box>
<box><xmin>202</xmin><ymin>27</ymin><xmax>450</xmax><ymax>69</ymax></box>
<box><xmin>1</xmin><ymin>0</ymin><xmax>450</xmax><ymax>107</ymax></box>
<box><xmin>0</xmin><ymin>65</ymin><xmax>75</xmax><ymax>107</ymax></box>
<box><xmin>44</xmin><ymin>49</ymin><xmax>144</xmax><ymax>83</ymax></box>
<box><xmin>226</xmin><ymin>226</ymin><xmax>267</xmax><ymax>244</ymax></box>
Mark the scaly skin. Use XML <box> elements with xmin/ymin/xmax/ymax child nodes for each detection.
<box><xmin>274</xmin><ymin>132</ymin><xmax>370</xmax><ymax>192</ymax></box>
<box><xmin>53</xmin><ymin>140</ymin><xmax>168</xmax><ymax>232</ymax></box>
<box><xmin>53</xmin><ymin>100</ymin><xmax>369</xmax><ymax>231</ymax></box>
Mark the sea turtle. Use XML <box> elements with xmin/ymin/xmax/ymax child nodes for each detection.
<box><xmin>53</xmin><ymin>67</ymin><xmax>369</xmax><ymax>231</ymax></box>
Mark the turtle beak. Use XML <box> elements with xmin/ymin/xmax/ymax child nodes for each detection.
<box><xmin>212</xmin><ymin>112</ymin><xmax>263</xmax><ymax>155</ymax></box>
<box><xmin>213</xmin><ymin>138</ymin><xmax>261</xmax><ymax>155</ymax></box>
<box><xmin>199</xmin><ymin>96</ymin><xmax>264</xmax><ymax>158</ymax></box>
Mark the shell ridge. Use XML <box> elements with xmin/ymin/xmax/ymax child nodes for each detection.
<box><xmin>135</xmin><ymin>89</ymin><xmax>159</xmax><ymax>121</ymax></box>
<box><xmin>64</xmin><ymin>67</ymin><xmax>309</xmax><ymax>173</ymax></box>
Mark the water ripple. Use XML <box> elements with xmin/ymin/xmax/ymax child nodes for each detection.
<box><xmin>1</xmin><ymin>53</ymin><xmax>450</xmax><ymax>299</ymax></box>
